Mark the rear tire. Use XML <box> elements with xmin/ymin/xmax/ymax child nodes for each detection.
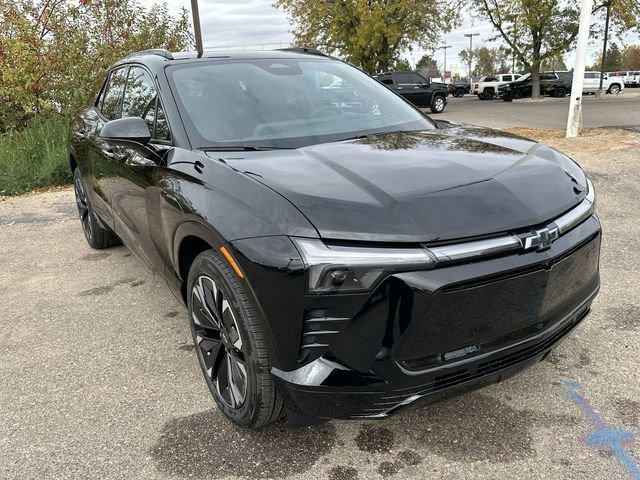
<box><xmin>187</xmin><ymin>249</ymin><xmax>282</xmax><ymax>428</ymax></box>
<box><xmin>481</xmin><ymin>89</ymin><xmax>495</xmax><ymax>100</ymax></box>
<box><xmin>73</xmin><ymin>168</ymin><xmax>121</xmax><ymax>249</ymax></box>
<box><xmin>453</xmin><ymin>88</ymin><xmax>465</xmax><ymax>98</ymax></box>
<box><xmin>554</xmin><ymin>87</ymin><xmax>567</xmax><ymax>97</ymax></box>
<box><xmin>608</xmin><ymin>83</ymin><xmax>621</xmax><ymax>94</ymax></box>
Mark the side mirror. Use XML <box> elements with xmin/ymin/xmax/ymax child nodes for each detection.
<box><xmin>100</xmin><ymin>117</ymin><xmax>151</xmax><ymax>145</ymax></box>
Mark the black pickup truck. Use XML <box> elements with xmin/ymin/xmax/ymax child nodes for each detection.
<box><xmin>499</xmin><ymin>71</ymin><xmax>573</xmax><ymax>101</ymax></box>
<box><xmin>374</xmin><ymin>71</ymin><xmax>449</xmax><ymax>113</ymax></box>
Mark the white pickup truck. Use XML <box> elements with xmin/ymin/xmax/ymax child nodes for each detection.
<box><xmin>583</xmin><ymin>71</ymin><xmax>625</xmax><ymax>94</ymax></box>
<box><xmin>472</xmin><ymin>73</ymin><xmax>522</xmax><ymax>99</ymax></box>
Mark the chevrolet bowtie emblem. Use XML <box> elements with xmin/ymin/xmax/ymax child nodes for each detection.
<box><xmin>521</xmin><ymin>226</ymin><xmax>560</xmax><ymax>251</ymax></box>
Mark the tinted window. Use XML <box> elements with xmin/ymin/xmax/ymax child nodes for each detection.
<box><xmin>541</xmin><ymin>73</ymin><xmax>557</xmax><ymax>80</ymax></box>
<box><xmin>122</xmin><ymin>67</ymin><xmax>171</xmax><ymax>142</ymax></box>
<box><xmin>502</xmin><ymin>75</ymin><xmax>512</xmax><ymax>82</ymax></box>
<box><xmin>101</xmin><ymin>68</ymin><xmax>129</xmax><ymax>120</ymax></box>
<box><xmin>484</xmin><ymin>77</ymin><xmax>498</xmax><ymax>82</ymax></box>
<box><xmin>123</xmin><ymin>67</ymin><xmax>156</xmax><ymax>119</ymax></box>
<box><xmin>378</xmin><ymin>75</ymin><xmax>394</xmax><ymax>86</ymax></box>
<box><xmin>167</xmin><ymin>59</ymin><xmax>434</xmax><ymax>149</ymax></box>
<box><xmin>395</xmin><ymin>73</ymin><xmax>422</xmax><ymax>84</ymax></box>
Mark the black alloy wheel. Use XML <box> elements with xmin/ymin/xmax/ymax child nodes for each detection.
<box><xmin>554</xmin><ymin>87</ymin><xmax>567</xmax><ymax>98</ymax></box>
<box><xmin>74</xmin><ymin>169</ymin><xmax>93</xmax><ymax>243</ymax></box>
<box><xmin>73</xmin><ymin>168</ymin><xmax>120</xmax><ymax>249</ymax></box>
<box><xmin>191</xmin><ymin>274</ymin><xmax>248</xmax><ymax>409</ymax></box>
<box><xmin>187</xmin><ymin>250</ymin><xmax>282</xmax><ymax>428</ymax></box>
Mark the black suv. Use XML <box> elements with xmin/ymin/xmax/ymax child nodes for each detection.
<box><xmin>499</xmin><ymin>71</ymin><xmax>573</xmax><ymax>100</ymax></box>
<box><xmin>69</xmin><ymin>49</ymin><xmax>600</xmax><ymax>428</ymax></box>
<box><xmin>374</xmin><ymin>71</ymin><xmax>448</xmax><ymax>113</ymax></box>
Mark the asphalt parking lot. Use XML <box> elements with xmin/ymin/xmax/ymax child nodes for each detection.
<box><xmin>1</xmin><ymin>129</ymin><xmax>639</xmax><ymax>480</ymax></box>
<box><xmin>436</xmin><ymin>93</ymin><xmax>640</xmax><ymax>130</ymax></box>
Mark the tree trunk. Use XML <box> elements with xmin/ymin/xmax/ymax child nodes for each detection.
<box><xmin>531</xmin><ymin>62</ymin><xmax>541</xmax><ymax>98</ymax></box>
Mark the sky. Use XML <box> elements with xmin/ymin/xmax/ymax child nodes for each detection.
<box><xmin>154</xmin><ymin>0</ymin><xmax>640</xmax><ymax>74</ymax></box>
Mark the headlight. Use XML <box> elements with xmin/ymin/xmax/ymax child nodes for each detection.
<box><xmin>291</xmin><ymin>238</ymin><xmax>434</xmax><ymax>293</ymax></box>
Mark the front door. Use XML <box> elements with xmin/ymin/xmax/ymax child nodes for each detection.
<box><xmin>105</xmin><ymin>65</ymin><xmax>172</xmax><ymax>274</ymax></box>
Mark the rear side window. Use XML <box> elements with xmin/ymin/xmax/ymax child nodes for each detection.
<box><xmin>122</xmin><ymin>66</ymin><xmax>171</xmax><ymax>142</ymax></box>
<box><xmin>395</xmin><ymin>73</ymin><xmax>423</xmax><ymax>85</ymax></box>
<box><xmin>101</xmin><ymin>68</ymin><xmax>129</xmax><ymax>120</ymax></box>
<box><xmin>502</xmin><ymin>75</ymin><xmax>512</xmax><ymax>81</ymax></box>
<box><xmin>377</xmin><ymin>75</ymin><xmax>394</xmax><ymax>86</ymax></box>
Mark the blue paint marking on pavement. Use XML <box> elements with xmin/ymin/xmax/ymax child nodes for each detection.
<box><xmin>564</xmin><ymin>381</ymin><xmax>640</xmax><ymax>479</ymax></box>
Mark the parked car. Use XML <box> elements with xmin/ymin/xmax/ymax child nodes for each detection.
<box><xmin>472</xmin><ymin>74</ymin><xmax>522</xmax><ymax>99</ymax></box>
<box><xmin>448</xmin><ymin>80</ymin><xmax>471</xmax><ymax>97</ymax></box>
<box><xmin>499</xmin><ymin>71</ymin><xmax>573</xmax><ymax>100</ymax></box>
<box><xmin>583</xmin><ymin>71</ymin><xmax>624</xmax><ymax>94</ymax></box>
<box><xmin>69</xmin><ymin>48</ymin><xmax>601</xmax><ymax>428</ymax></box>
<box><xmin>374</xmin><ymin>71</ymin><xmax>448</xmax><ymax>113</ymax></box>
<box><xmin>608</xmin><ymin>71</ymin><xmax>639</xmax><ymax>87</ymax></box>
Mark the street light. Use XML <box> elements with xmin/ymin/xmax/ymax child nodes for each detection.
<box><xmin>463</xmin><ymin>33</ymin><xmax>479</xmax><ymax>80</ymax></box>
<box><xmin>438</xmin><ymin>44</ymin><xmax>452</xmax><ymax>83</ymax></box>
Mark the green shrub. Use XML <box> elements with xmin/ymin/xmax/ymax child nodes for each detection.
<box><xmin>0</xmin><ymin>115</ymin><xmax>71</xmax><ymax>196</ymax></box>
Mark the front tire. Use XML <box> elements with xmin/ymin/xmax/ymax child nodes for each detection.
<box><xmin>481</xmin><ymin>89</ymin><xmax>496</xmax><ymax>100</ymax></box>
<box><xmin>73</xmin><ymin>168</ymin><xmax>120</xmax><ymax>249</ymax></box>
<box><xmin>187</xmin><ymin>250</ymin><xmax>282</xmax><ymax>428</ymax></box>
<box><xmin>453</xmin><ymin>88</ymin><xmax>465</xmax><ymax>98</ymax></box>
<box><xmin>430</xmin><ymin>95</ymin><xmax>446</xmax><ymax>113</ymax></box>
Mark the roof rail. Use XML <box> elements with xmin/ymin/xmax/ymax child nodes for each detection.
<box><xmin>124</xmin><ymin>49</ymin><xmax>174</xmax><ymax>60</ymax></box>
<box><xmin>277</xmin><ymin>47</ymin><xmax>328</xmax><ymax>57</ymax></box>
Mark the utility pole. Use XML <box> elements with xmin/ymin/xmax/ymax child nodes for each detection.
<box><xmin>597</xmin><ymin>1</ymin><xmax>611</xmax><ymax>96</ymax></box>
<box><xmin>191</xmin><ymin>0</ymin><xmax>203</xmax><ymax>58</ymax></box>
<box><xmin>566</xmin><ymin>0</ymin><xmax>594</xmax><ymax>138</ymax></box>
<box><xmin>464</xmin><ymin>33</ymin><xmax>479</xmax><ymax>80</ymax></box>
<box><xmin>439</xmin><ymin>44</ymin><xmax>452</xmax><ymax>84</ymax></box>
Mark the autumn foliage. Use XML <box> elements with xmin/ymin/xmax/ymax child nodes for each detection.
<box><xmin>0</xmin><ymin>0</ymin><xmax>192</xmax><ymax>133</ymax></box>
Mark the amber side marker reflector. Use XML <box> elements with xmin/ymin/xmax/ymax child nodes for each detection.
<box><xmin>219</xmin><ymin>245</ymin><xmax>245</xmax><ymax>279</ymax></box>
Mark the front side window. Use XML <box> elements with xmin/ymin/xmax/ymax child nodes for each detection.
<box><xmin>167</xmin><ymin>58</ymin><xmax>434</xmax><ymax>149</ymax></box>
<box><xmin>122</xmin><ymin>66</ymin><xmax>171</xmax><ymax>142</ymax></box>
<box><xmin>101</xmin><ymin>67</ymin><xmax>129</xmax><ymax>120</ymax></box>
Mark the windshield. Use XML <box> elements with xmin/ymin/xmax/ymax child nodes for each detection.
<box><xmin>166</xmin><ymin>58</ymin><xmax>434</xmax><ymax>149</ymax></box>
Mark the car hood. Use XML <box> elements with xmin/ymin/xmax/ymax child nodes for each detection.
<box><xmin>210</xmin><ymin>125</ymin><xmax>588</xmax><ymax>243</ymax></box>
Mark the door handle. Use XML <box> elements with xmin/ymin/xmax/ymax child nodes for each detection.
<box><xmin>101</xmin><ymin>147</ymin><xmax>115</xmax><ymax>159</ymax></box>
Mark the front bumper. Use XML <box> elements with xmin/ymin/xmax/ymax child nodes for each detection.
<box><xmin>272</xmin><ymin>216</ymin><xmax>601</xmax><ymax>419</ymax></box>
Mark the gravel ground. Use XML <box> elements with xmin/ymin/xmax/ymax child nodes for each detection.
<box><xmin>0</xmin><ymin>129</ymin><xmax>639</xmax><ymax>480</ymax></box>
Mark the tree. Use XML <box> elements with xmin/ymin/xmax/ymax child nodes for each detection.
<box><xmin>477</xmin><ymin>0</ymin><xmax>581</xmax><ymax>97</ymax></box>
<box><xmin>415</xmin><ymin>54</ymin><xmax>441</xmax><ymax>78</ymax></box>
<box><xmin>0</xmin><ymin>1</ymin><xmax>192</xmax><ymax>132</ymax></box>
<box><xmin>393</xmin><ymin>58</ymin><xmax>412</xmax><ymax>70</ymax></box>
<box><xmin>621</xmin><ymin>44</ymin><xmax>640</xmax><ymax>70</ymax></box>
<box><xmin>541</xmin><ymin>54</ymin><xmax>568</xmax><ymax>71</ymax></box>
<box><xmin>275</xmin><ymin>0</ymin><xmax>459</xmax><ymax>74</ymax></box>
<box><xmin>604</xmin><ymin>42</ymin><xmax>622</xmax><ymax>70</ymax></box>
<box><xmin>458</xmin><ymin>45</ymin><xmax>514</xmax><ymax>76</ymax></box>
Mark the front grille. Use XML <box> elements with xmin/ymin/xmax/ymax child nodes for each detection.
<box><xmin>297</xmin><ymin>309</ymin><xmax>349</xmax><ymax>365</ymax></box>
<box><xmin>366</xmin><ymin>303</ymin><xmax>591</xmax><ymax>415</ymax></box>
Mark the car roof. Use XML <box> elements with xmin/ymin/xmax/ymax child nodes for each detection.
<box><xmin>108</xmin><ymin>48</ymin><xmax>333</xmax><ymax>73</ymax></box>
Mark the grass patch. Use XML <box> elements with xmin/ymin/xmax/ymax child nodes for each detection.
<box><xmin>0</xmin><ymin>115</ymin><xmax>71</xmax><ymax>196</ymax></box>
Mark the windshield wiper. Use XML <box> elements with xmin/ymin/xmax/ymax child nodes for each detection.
<box><xmin>203</xmin><ymin>145</ymin><xmax>293</xmax><ymax>152</ymax></box>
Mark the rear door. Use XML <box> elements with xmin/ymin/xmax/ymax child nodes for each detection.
<box><xmin>393</xmin><ymin>72</ymin><xmax>430</xmax><ymax>107</ymax></box>
<box><xmin>106</xmin><ymin>65</ymin><xmax>172</xmax><ymax>273</ymax></box>
<box><xmin>583</xmin><ymin>72</ymin><xmax>598</xmax><ymax>92</ymax></box>
<box><xmin>87</xmin><ymin>67</ymin><xmax>129</xmax><ymax>228</ymax></box>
